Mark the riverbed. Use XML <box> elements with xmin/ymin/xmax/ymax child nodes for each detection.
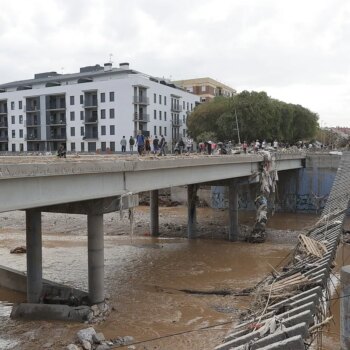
<box><xmin>0</xmin><ymin>207</ymin><xmax>348</xmax><ymax>349</ymax></box>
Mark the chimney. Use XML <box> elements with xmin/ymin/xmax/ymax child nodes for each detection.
<box><xmin>104</xmin><ymin>62</ymin><xmax>112</xmax><ymax>72</ymax></box>
<box><xmin>119</xmin><ymin>62</ymin><xmax>130</xmax><ymax>69</ymax></box>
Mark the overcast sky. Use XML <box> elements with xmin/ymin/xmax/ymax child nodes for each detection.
<box><xmin>1</xmin><ymin>0</ymin><xmax>349</xmax><ymax>127</ymax></box>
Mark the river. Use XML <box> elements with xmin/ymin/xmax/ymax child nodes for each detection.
<box><xmin>0</xmin><ymin>207</ymin><xmax>348</xmax><ymax>349</ymax></box>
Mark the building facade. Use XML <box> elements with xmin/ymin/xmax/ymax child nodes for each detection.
<box><xmin>0</xmin><ymin>63</ymin><xmax>199</xmax><ymax>153</ymax></box>
<box><xmin>173</xmin><ymin>77</ymin><xmax>236</xmax><ymax>103</ymax></box>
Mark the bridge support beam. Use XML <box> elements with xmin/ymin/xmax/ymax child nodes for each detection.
<box><xmin>341</xmin><ymin>265</ymin><xmax>350</xmax><ymax>349</ymax></box>
<box><xmin>88</xmin><ymin>213</ymin><xmax>104</xmax><ymax>304</ymax></box>
<box><xmin>26</xmin><ymin>209</ymin><xmax>42</xmax><ymax>303</ymax></box>
<box><xmin>150</xmin><ymin>190</ymin><xmax>159</xmax><ymax>236</ymax></box>
<box><xmin>228</xmin><ymin>181</ymin><xmax>240</xmax><ymax>241</ymax></box>
<box><xmin>187</xmin><ymin>184</ymin><xmax>197</xmax><ymax>239</ymax></box>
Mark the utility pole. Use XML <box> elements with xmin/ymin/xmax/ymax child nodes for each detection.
<box><xmin>234</xmin><ymin>109</ymin><xmax>241</xmax><ymax>144</ymax></box>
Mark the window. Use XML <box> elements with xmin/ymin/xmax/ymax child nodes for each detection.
<box><xmin>154</xmin><ymin>110</ymin><xmax>156</xmax><ymax>120</ymax></box>
<box><xmin>110</xmin><ymin>141</ymin><xmax>115</xmax><ymax>151</ymax></box>
<box><xmin>70</xmin><ymin>96</ymin><xmax>75</xmax><ymax>105</ymax></box>
<box><xmin>164</xmin><ymin>111</ymin><xmax>167</xmax><ymax>121</ymax></box>
<box><xmin>19</xmin><ymin>129</ymin><xmax>23</xmax><ymax>138</ymax></box>
<box><xmin>71</xmin><ymin>142</ymin><xmax>75</xmax><ymax>151</ymax></box>
<box><xmin>191</xmin><ymin>103</ymin><xmax>193</xmax><ymax>110</ymax></box>
<box><xmin>80</xmin><ymin>126</ymin><xmax>84</xmax><ymax>136</ymax></box>
<box><xmin>70</xmin><ymin>127</ymin><xmax>75</xmax><ymax>137</ymax></box>
<box><xmin>11</xmin><ymin>102</ymin><xmax>14</xmax><ymax>110</ymax></box>
<box><xmin>154</xmin><ymin>126</ymin><xmax>156</xmax><ymax>135</ymax></box>
<box><xmin>12</xmin><ymin>130</ymin><xmax>15</xmax><ymax>138</ymax></box>
<box><xmin>183</xmin><ymin>129</ymin><xmax>186</xmax><ymax>137</ymax></box>
<box><xmin>101</xmin><ymin>109</ymin><xmax>106</xmax><ymax>119</ymax></box>
<box><xmin>110</xmin><ymin>125</ymin><xmax>115</xmax><ymax>135</ymax></box>
<box><xmin>159</xmin><ymin>111</ymin><xmax>162</xmax><ymax>120</ymax></box>
<box><xmin>153</xmin><ymin>93</ymin><xmax>156</xmax><ymax>103</ymax></box>
<box><xmin>183</xmin><ymin>101</ymin><xmax>185</xmax><ymax>109</ymax></box>
<box><xmin>100</xmin><ymin>93</ymin><xmax>105</xmax><ymax>103</ymax></box>
<box><xmin>80</xmin><ymin>95</ymin><xmax>83</xmax><ymax>104</ymax></box>
<box><xmin>164</xmin><ymin>96</ymin><xmax>167</xmax><ymax>105</ymax></box>
<box><xmin>159</xmin><ymin>126</ymin><xmax>162</xmax><ymax>135</ymax></box>
<box><xmin>109</xmin><ymin>92</ymin><xmax>114</xmax><ymax>102</ymax></box>
<box><xmin>19</xmin><ymin>115</ymin><xmax>23</xmax><ymax>124</ymax></box>
<box><xmin>11</xmin><ymin>115</ymin><xmax>15</xmax><ymax>124</ymax></box>
<box><xmin>101</xmin><ymin>125</ymin><xmax>106</xmax><ymax>135</ymax></box>
<box><xmin>187</xmin><ymin>102</ymin><xmax>189</xmax><ymax>110</ymax></box>
<box><xmin>164</xmin><ymin>127</ymin><xmax>167</xmax><ymax>136</ymax></box>
<box><xmin>183</xmin><ymin>115</ymin><xmax>185</xmax><ymax>122</ymax></box>
<box><xmin>80</xmin><ymin>111</ymin><xmax>84</xmax><ymax>120</ymax></box>
<box><xmin>109</xmin><ymin>109</ymin><xmax>115</xmax><ymax>119</ymax></box>
<box><xmin>81</xmin><ymin>142</ymin><xmax>85</xmax><ymax>152</ymax></box>
<box><xmin>20</xmin><ymin>143</ymin><xmax>23</xmax><ymax>152</ymax></box>
<box><xmin>12</xmin><ymin>144</ymin><xmax>15</xmax><ymax>152</ymax></box>
<box><xmin>19</xmin><ymin>101</ymin><xmax>22</xmax><ymax>109</ymax></box>
<box><xmin>101</xmin><ymin>142</ymin><xmax>106</xmax><ymax>151</ymax></box>
<box><xmin>70</xmin><ymin>111</ymin><xmax>75</xmax><ymax>121</ymax></box>
<box><xmin>201</xmin><ymin>86</ymin><xmax>206</xmax><ymax>92</ymax></box>
<box><xmin>159</xmin><ymin>95</ymin><xmax>162</xmax><ymax>104</ymax></box>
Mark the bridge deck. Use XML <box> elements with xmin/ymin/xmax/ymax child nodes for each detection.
<box><xmin>0</xmin><ymin>153</ymin><xmax>304</xmax><ymax>212</ymax></box>
<box><xmin>215</xmin><ymin>151</ymin><xmax>350</xmax><ymax>350</ymax></box>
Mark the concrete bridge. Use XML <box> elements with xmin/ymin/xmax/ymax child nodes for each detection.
<box><xmin>0</xmin><ymin>153</ymin><xmax>305</xmax><ymax>310</ymax></box>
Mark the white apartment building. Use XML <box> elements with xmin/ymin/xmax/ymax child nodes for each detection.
<box><xmin>0</xmin><ymin>63</ymin><xmax>200</xmax><ymax>153</ymax></box>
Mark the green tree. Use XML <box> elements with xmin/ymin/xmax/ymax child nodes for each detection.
<box><xmin>187</xmin><ymin>91</ymin><xmax>319</xmax><ymax>144</ymax></box>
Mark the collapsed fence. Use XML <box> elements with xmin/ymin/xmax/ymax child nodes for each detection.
<box><xmin>215</xmin><ymin>151</ymin><xmax>350</xmax><ymax>350</ymax></box>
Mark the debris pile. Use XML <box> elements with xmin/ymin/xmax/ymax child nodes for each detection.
<box><xmin>66</xmin><ymin>327</ymin><xmax>134</xmax><ymax>350</ymax></box>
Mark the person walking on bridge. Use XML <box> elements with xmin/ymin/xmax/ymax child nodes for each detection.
<box><xmin>120</xmin><ymin>136</ymin><xmax>127</xmax><ymax>153</ymax></box>
<box><xmin>136</xmin><ymin>131</ymin><xmax>145</xmax><ymax>156</ymax></box>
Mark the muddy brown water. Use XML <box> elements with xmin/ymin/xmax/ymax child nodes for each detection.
<box><xmin>0</xmin><ymin>208</ymin><xmax>348</xmax><ymax>350</ymax></box>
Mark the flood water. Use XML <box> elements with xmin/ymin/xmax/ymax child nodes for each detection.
<box><xmin>0</xmin><ymin>207</ymin><xmax>349</xmax><ymax>350</ymax></box>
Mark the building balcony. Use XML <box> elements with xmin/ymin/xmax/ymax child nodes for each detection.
<box><xmin>84</xmin><ymin>118</ymin><xmax>98</xmax><ymax>124</ymax></box>
<box><xmin>0</xmin><ymin>122</ymin><xmax>8</xmax><ymax>128</ymax></box>
<box><xmin>0</xmin><ymin>111</ymin><xmax>7</xmax><ymax>115</ymax></box>
<box><xmin>171</xmin><ymin>105</ymin><xmax>183</xmax><ymax>113</ymax></box>
<box><xmin>133</xmin><ymin>96</ymin><xmax>149</xmax><ymax>105</ymax></box>
<box><xmin>48</xmin><ymin>134</ymin><xmax>66</xmax><ymax>141</ymax></box>
<box><xmin>25</xmin><ymin>105</ymin><xmax>40</xmax><ymax>112</ymax></box>
<box><xmin>84</xmin><ymin>101</ymin><xmax>98</xmax><ymax>108</ymax></box>
<box><xmin>172</xmin><ymin>120</ymin><xmax>183</xmax><ymax>127</ymax></box>
<box><xmin>25</xmin><ymin>134</ymin><xmax>41</xmax><ymax>141</ymax></box>
<box><xmin>0</xmin><ymin>136</ymin><xmax>8</xmax><ymax>142</ymax></box>
<box><xmin>133</xmin><ymin>113</ymin><xmax>150</xmax><ymax>122</ymax></box>
<box><xmin>83</xmin><ymin>134</ymin><xmax>98</xmax><ymax>140</ymax></box>
<box><xmin>25</xmin><ymin>121</ymin><xmax>40</xmax><ymax>127</ymax></box>
<box><xmin>47</xmin><ymin>119</ymin><xmax>66</xmax><ymax>126</ymax></box>
<box><xmin>46</xmin><ymin>104</ymin><xmax>66</xmax><ymax>111</ymax></box>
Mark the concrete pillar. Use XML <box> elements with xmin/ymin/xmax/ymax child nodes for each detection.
<box><xmin>26</xmin><ymin>210</ymin><xmax>42</xmax><ymax>303</ymax></box>
<box><xmin>150</xmin><ymin>190</ymin><xmax>159</xmax><ymax>236</ymax></box>
<box><xmin>228</xmin><ymin>181</ymin><xmax>240</xmax><ymax>241</ymax></box>
<box><xmin>187</xmin><ymin>184</ymin><xmax>197</xmax><ymax>239</ymax></box>
<box><xmin>341</xmin><ymin>265</ymin><xmax>350</xmax><ymax>349</ymax></box>
<box><xmin>87</xmin><ymin>213</ymin><xmax>104</xmax><ymax>304</ymax></box>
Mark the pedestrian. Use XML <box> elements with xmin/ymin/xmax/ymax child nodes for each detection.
<box><xmin>120</xmin><ymin>136</ymin><xmax>127</xmax><ymax>152</ymax></box>
<box><xmin>153</xmin><ymin>135</ymin><xmax>159</xmax><ymax>154</ymax></box>
<box><xmin>136</xmin><ymin>131</ymin><xmax>145</xmax><ymax>156</ymax></box>
<box><xmin>186</xmin><ymin>138</ymin><xmax>192</xmax><ymax>153</ymax></box>
<box><xmin>129</xmin><ymin>136</ymin><xmax>135</xmax><ymax>153</ymax></box>
<box><xmin>243</xmin><ymin>141</ymin><xmax>248</xmax><ymax>154</ymax></box>
<box><xmin>145</xmin><ymin>137</ymin><xmax>151</xmax><ymax>155</ymax></box>
<box><xmin>57</xmin><ymin>143</ymin><xmax>66</xmax><ymax>158</ymax></box>
<box><xmin>178</xmin><ymin>138</ymin><xmax>185</xmax><ymax>154</ymax></box>
<box><xmin>262</xmin><ymin>140</ymin><xmax>266</xmax><ymax>149</ymax></box>
<box><xmin>273</xmin><ymin>140</ymin><xmax>278</xmax><ymax>150</ymax></box>
<box><xmin>158</xmin><ymin>135</ymin><xmax>166</xmax><ymax>156</ymax></box>
<box><xmin>255</xmin><ymin>140</ymin><xmax>260</xmax><ymax>152</ymax></box>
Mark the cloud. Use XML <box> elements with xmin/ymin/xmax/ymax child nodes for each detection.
<box><xmin>0</xmin><ymin>0</ymin><xmax>349</xmax><ymax>126</ymax></box>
